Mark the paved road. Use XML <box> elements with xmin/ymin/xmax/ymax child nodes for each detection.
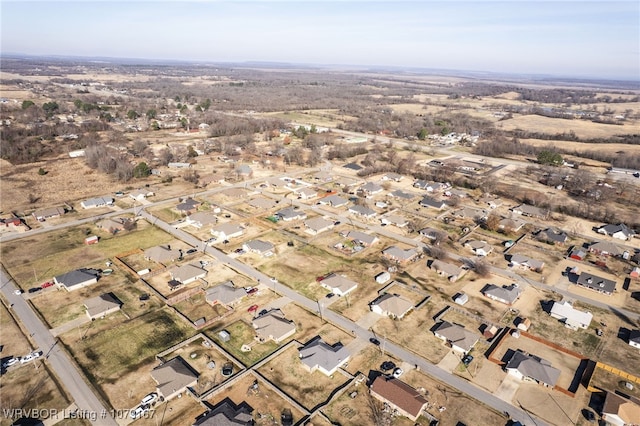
<box><xmin>0</xmin><ymin>268</ymin><xmax>118</xmax><ymax>426</ymax></box>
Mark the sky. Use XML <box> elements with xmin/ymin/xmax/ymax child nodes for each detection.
<box><xmin>1</xmin><ymin>1</ymin><xmax>639</xmax><ymax>80</ymax></box>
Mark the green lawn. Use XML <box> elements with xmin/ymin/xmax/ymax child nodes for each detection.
<box><xmin>209</xmin><ymin>320</ymin><xmax>279</xmax><ymax>366</ymax></box>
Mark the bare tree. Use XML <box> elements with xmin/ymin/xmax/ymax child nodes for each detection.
<box><xmin>473</xmin><ymin>259</ymin><xmax>491</xmax><ymax>277</ymax></box>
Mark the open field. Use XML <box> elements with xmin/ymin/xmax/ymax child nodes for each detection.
<box><xmin>59</xmin><ymin>308</ymin><xmax>194</xmax><ymax>408</ymax></box>
<box><xmin>203</xmin><ymin>372</ymin><xmax>307</xmax><ymax>426</ymax></box>
<box><xmin>259</xmin><ymin>345</ymin><xmax>351</xmax><ymax>410</ymax></box>
<box><xmin>497</xmin><ymin>114</ymin><xmax>640</xmax><ymax>139</ymax></box>
<box><xmin>1</xmin><ymin>220</ymin><xmax>174</xmax><ymax>289</ymax></box>
<box><xmin>210</xmin><ymin>319</ymin><xmax>279</xmax><ymax>366</ymax></box>
<box><xmin>514</xmin><ymin>382</ymin><xmax>592</xmax><ymax>426</ymax></box>
<box><xmin>133</xmin><ymin>394</ymin><xmax>203</xmax><ymax>426</ymax></box>
<box><xmin>589</xmin><ymin>366</ymin><xmax>640</xmax><ymax>400</ymax></box>
<box><xmin>520</xmin><ymin>138</ymin><xmax>640</xmax><ymax>155</ymax></box>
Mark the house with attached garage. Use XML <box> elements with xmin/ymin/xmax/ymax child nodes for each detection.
<box><xmin>388</xmin><ymin>189</ymin><xmax>417</xmax><ymax>200</ymax></box>
<box><xmin>144</xmin><ymin>245</ymin><xmax>182</xmax><ymax>264</ymax></box>
<box><xmin>596</xmin><ymin>223</ymin><xmax>635</xmax><ymax>241</ymax></box>
<box><xmin>54</xmin><ymin>268</ymin><xmax>100</xmax><ymax>291</ymax></box>
<box><xmin>176</xmin><ymin>197</ymin><xmax>200</xmax><ymax>215</ymax></box>
<box><xmin>294</xmin><ymin>187</ymin><xmax>318</xmax><ymax>200</ymax></box>
<box><xmin>464</xmin><ymin>240</ymin><xmax>493</xmax><ymax>256</ymax></box>
<box><xmin>249</xmin><ymin>197</ymin><xmax>278</xmax><ymax>210</ymax></box>
<box><xmin>509</xmin><ymin>254</ymin><xmax>545</xmax><ymax>272</ymax></box>
<box><xmin>419</xmin><ymin>227</ymin><xmax>445</xmax><ymax>242</ymax></box>
<box><xmin>382</xmin><ymin>172</ymin><xmax>403</xmax><ymax>182</ymax></box>
<box><xmin>211</xmin><ymin>223</ymin><xmax>245</xmax><ymax>240</ymax></box>
<box><xmin>499</xmin><ymin>218</ymin><xmax>526</xmax><ymax>232</ymax></box>
<box><xmin>129</xmin><ymin>189</ymin><xmax>154</xmax><ymax>201</ymax></box>
<box><xmin>151</xmin><ymin>356</ymin><xmax>199</xmax><ymax>400</ymax></box>
<box><xmin>275</xmin><ymin>207</ymin><xmax>307</xmax><ymax>222</ymax></box>
<box><xmin>319</xmin><ymin>273</ymin><xmax>358</xmax><ymax>297</ymax></box>
<box><xmin>185</xmin><ymin>211</ymin><xmax>218</xmax><ymax>229</ymax></box>
<box><xmin>348</xmin><ymin>205</ymin><xmax>377</xmax><ymax>218</ymax></box>
<box><xmin>169</xmin><ymin>263</ymin><xmax>207</xmax><ymax>285</ymax></box>
<box><xmin>304</xmin><ymin>217</ymin><xmax>335</xmax><ymax>235</ymax></box>
<box><xmin>588</xmin><ymin>241</ymin><xmax>624</xmax><ymax>257</ymax></box>
<box><xmin>510</xmin><ymin>204</ymin><xmax>548</xmax><ymax>219</ymax></box>
<box><xmin>381</xmin><ymin>246</ymin><xmax>419</xmax><ymax>264</ymax></box>
<box><xmin>432</xmin><ymin>321</ymin><xmax>480</xmax><ymax>354</ymax></box>
<box><xmin>340</xmin><ymin>230</ymin><xmax>378</xmax><ymax>247</ymax></box>
<box><xmin>32</xmin><ymin>206</ymin><xmax>66</xmax><ymax>221</ymax></box>
<box><xmin>430</xmin><ymin>259</ymin><xmax>467</xmax><ymax>282</ymax></box>
<box><xmin>549</xmin><ymin>300</ymin><xmax>592</xmax><ymax>330</ymax></box>
<box><xmin>601</xmin><ymin>391</ymin><xmax>640</xmax><ymax>426</ymax></box>
<box><xmin>298</xmin><ymin>337</ymin><xmax>350</xmax><ymax>376</ymax></box>
<box><xmin>80</xmin><ymin>196</ymin><xmax>114</xmax><ymax>209</ymax></box>
<box><xmin>193</xmin><ymin>399</ymin><xmax>253</xmax><ymax>426</ymax></box>
<box><xmin>380</xmin><ymin>214</ymin><xmax>408</xmax><ymax>228</ymax></box>
<box><xmin>84</xmin><ymin>292</ymin><xmax>122</xmax><ymax>320</ymax></box>
<box><xmin>359</xmin><ymin>182</ymin><xmax>383</xmax><ymax>197</ymax></box>
<box><xmin>418</xmin><ymin>196</ymin><xmax>447</xmax><ymax>210</ymax></box>
<box><xmin>370</xmin><ymin>376</ymin><xmax>428</xmax><ymax>422</ymax></box>
<box><xmin>576</xmin><ymin>272</ymin><xmax>616</xmax><ymax>295</ymax></box>
<box><xmin>481</xmin><ymin>283</ymin><xmax>522</xmax><ymax>305</ymax></box>
<box><xmin>370</xmin><ymin>293</ymin><xmax>414</xmax><ymax>319</ymax></box>
<box><xmin>252</xmin><ymin>309</ymin><xmax>296</xmax><ymax>343</ymax></box>
<box><xmin>242</xmin><ymin>239</ymin><xmax>275</xmax><ymax>257</ymax></box>
<box><xmin>96</xmin><ymin>217</ymin><xmax>132</xmax><ymax>233</ymax></box>
<box><xmin>317</xmin><ymin>194</ymin><xmax>349</xmax><ymax>208</ymax></box>
<box><xmin>537</xmin><ymin>228</ymin><xmax>568</xmax><ymax>245</ymax></box>
<box><xmin>205</xmin><ymin>281</ymin><xmax>246</xmax><ymax>307</ymax></box>
<box><xmin>505</xmin><ymin>350</ymin><xmax>560</xmax><ymax>387</ymax></box>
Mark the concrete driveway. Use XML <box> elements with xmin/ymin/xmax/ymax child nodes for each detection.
<box><xmin>437</xmin><ymin>350</ymin><xmax>461</xmax><ymax>373</ymax></box>
<box><xmin>494</xmin><ymin>373</ymin><xmax>521</xmax><ymax>403</ymax></box>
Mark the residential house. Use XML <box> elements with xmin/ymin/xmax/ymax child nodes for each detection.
<box><xmin>499</xmin><ymin>218</ymin><xmax>526</xmax><ymax>232</ymax></box>
<box><xmin>589</xmin><ymin>241</ymin><xmax>624</xmax><ymax>257</ymax></box>
<box><xmin>370</xmin><ymin>293</ymin><xmax>414</xmax><ymax>319</ymax></box>
<box><xmin>248</xmin><ymin>197</ymin><xmax>278</xmax><ymax>210</ymax></box>
<box><xmin>312</xmin><ymin>171</ymin><xmax>333</xmax><ymax>182</ymax></box>
<box><xmin>419</xmin><ymin>227</ymin><xmax>445</xmax><ymax>242</ymax></box>
<box><xmin>193</xmin><ymin>399</ymin><xmax>253</xmax><ymax>426</ymax></box>
<box><xmin>419</xmin><ymin>196</ymin><xmax>447</xmax><ymax>210</ymax></box>
<box><xmin>430</xmin><ymin>260</ymin><xmax>467</xmax><ymax>282</ymax></box>
<box><xmin>505</xmin><ymin>350</ymin><xmax>560</xmax><ymax>387</ymax></box>
<box><xmin>455</xmin><ymin>207</ymin><xmax>488</xmax><ymax>222</ymax></box>
<box><xmin>369</xmin><ymin>376</ymin><xmax>428</xmax><ymax>422</ymax></box>
<box><xmin>537</xmin><ymin>228</ymin><xmax>568</xmax><ymax>245</ymax></box>
<box><xmin>340</xmin><ymin>230</ymin><xmax>378</xmax><ymax>247</ymax></box>
<box><xmin>629</xmin><ymin>330</ymin><xmax>640</xmax><ymax>349</ymax></box>
<box><xmin>382</xmin><ymin>172</ymin><xmax>403</xmax><ymax>182</ymax></box>
<box><xmin>129</xmin><ymin>189</ymin><xmax>154</xmax><ymax>201</ymax></box>
<box><xmin>482</xmin><ymin>283</ymin><xmax>522</xmax><ymax>305</ymax></box>
<box><xmin>348</xmin><ymin>205</ymin><xmax>377</xmax><ymax>218</ymax></box>
<box><xmin>381</xmin><ymin>246</ymin><xmax>419</xmax><ymax>264</ymax></box>
<box><xmin>252</xmin><ymin>309</ymin><xmax>296</xmax><ymax>343</ymax></box>
<box><xmin>388</xmin><ymin>189</ymin><xmax>417</xmax><ymax>200</ymax></box>
<box><xmin>205</xmin><ymin>281</ymin><xmax>246</xmax><ymax>306</ymax></box>
<box><xmin>199</xmin><ymin>174</ymin><xmax>226</xmax><ymax>187</ymax></box>
<box><xmin>295</xmin><ymin>187</ymin><xmax>318</xmax><ymax>200</ymax></box>
<box><xmin>510</xmin><ymin>254</ymin><xmax>545</xmax><ymax>272</ymax></box>
<box><xmin>597</xmin><ymin>223</ymin><xmax>635</xmax><ymax>241</ymax></box>
<box><xmin>84</xmin><ymin>293</ymin><xmax>122</xmax><ymax>320</ymax></box>
<box><xmin>221</xmin><ymin>188</ymin><xmax>246</xmax><ymax>199</ymax></box>
<box><xmin>80</xmin><ymin>196</ymin><xmax>114</xmax><ymax>209</ymax></box>
<box><xmin>242</xmin><ymin>240</ymin><xmax>275</xmax><ymax>257</ymax></box>
<box><xmin>275</xmin><ymin>207</ymin><xmax>307</xmax><ymax>221</ymax></box>
<box><xmin>343</xmin><ymin>162</ymin><xmax>363</xmax><ymax>171</ymax></box>
<box><xmin>170</xmin><ymin>264</ymin><xmax>207</xmax><ymax>284</ymax></box>
<box><xmin>304</xmin><ymin>217</ymin><xmax>335</xmax><ymax>235</ymax></box>
<box><xmin>576</xmin><ymin>272</ymin><xmax>616</xmax><ymax>295</ymax></box>
<box><xmin>445</xmin><ymin>188</ymin><xmax>469</xmax><ymax>198</ymax></box>
<box><xmin>464</xmin><ymin>240</ymin><xmax>493</xmax><ymax>256</ymax></box>
<box><xmin>317</xmin><ymin>195</ymin><xmax>349</xmax><ymax>208</ymax></box>
<box><xmin>359</xmin><ymin>182</ymin><xmax>383</xmax><ymax>196</ymax></box>
<box><xmin>176</xmin><ymin>198</ymin><xmax>200</xmax><ymax>215</ymax></box>
<box><xmin>298</xmin><ymin>337</ymin><xmax>350</xmax><ymax>376</ymax></box>
<box><xmin>319</xmin><ymin>273</ymin><xmax>358</xmax><ymax>296</ymax></box>
<box><xmin>549</xmin><ymin>300</ymin><xmax>593</xmax><ymax>330</ymax></box>
<box><xmin>96</xmin><ymin>217</ymin><xmax>131</xmax><ymax>233</ymax></box>
<box><xmin>0</xmin><ymin>216</ymin><xmax>29</xmax><ymax>233</ymax></box>
<box><xmin>185</xmin><ymin>211</ymin><xmax>218</xmax><ymax>229</ymax></box>
<box><xmin>151</xmin><ymin>357</ymin><xmax>199</xmax><ymax>400</ymax></box>
<box><xmin>54</xmin><ymin>269</ymin><xmax>99</xmax><ymax>291</ymax></box>
<box><xmin>414</xmin><ymin>180</ymin><xmax>450</xmax><ymax>192</ymax></box>
<box><xmin>601</xmin><ymin>392</ymin><xmax>640</xmax><ymax>426</ymax></box>
<box><xmin>480</xmin><ymin>195</ymin><xmax>502</xmax><ymax>209</ymax></box>
<box><xmin>168</xmin><ymin>162</ymin><xmax>191</xmax><ymax>169</ymax></box>
<box><xmin>380</xmin><ymin>214</ymin><xmax>408</xmax><ymax>228</ymax></box>
<box><xmin>510</xmin><ymin>204</ymin><xmax>548</xmax><ymax>219</ymax></box>
<box><xmin>211</xmin><ymin>223</ymin><xmax>245</xmax><ymax>240</ymax></box>
<box><xmin>144</xmin><ymin>245</ymin><xmax>182</xmax><ymax>264</ymax></box>
<box><xmin>432</xmin><ymin>321</ymin><xmax>480</xmax><ymax>354</ymax></box>
<box><xmin>32</xmin><ymin>206</ymin><xmax>65</xmax><ymax>221</ymax></box>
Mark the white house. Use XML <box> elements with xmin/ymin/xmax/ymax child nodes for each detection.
<box><xmin>211</xmin><ymin>223</ymin><xmax>244</xmax><ymax>240</ymax></box>
<box><xmin>370</xmin><ymin>293</ymin><xmax>414</xmax><ymax>319</ymax></box>
<box><xmin>319</xmin><ymin>273</ymin><xmax>358</xmax><ymax>296</ymax></box>
<box><xmin>298</xmin><ymin>338</ymin><xmax>350</xmax><ymax>376</ymax></box>
<box><xmin>549</xmin><ymin>301</ymin><xmax>592</xmax><ymax>330</ymax></box>
<box><xmin>80</xmin><ymin>196</ymin><xmax>114</xmax><ymax>209</ymax></box>
<box><xmin>129</xmin><ymin>189</ymin><xmax>155</xmax><ymax>201</ymax></box>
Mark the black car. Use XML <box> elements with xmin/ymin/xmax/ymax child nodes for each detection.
<box><xmin>380</xmin><ymin>361</ymin><xmax>396</xmax><ymax>372</ymax></box>
<box><xmin>186</xmin><ymin>248</ymin><xmax>198</xmax><ymax>254</ymax></box>
<box><xmin>28</xmin><ymin>287</ymin><xmax>42</xmax><ymax>294</ymax></box>
<box><xmin>281</xmin><ymin>409</ymin><xmax>293</xmax><ymax>426</ymax></box>
<box><xmin>462</xmin><ymin>355</ymin><xmax>474</xmax><ymax>366</ymax></box>
<box><xmin>139</xmin><ymin>293</ymin><xmax>150</xmax><ymax>301</ymax></box>
<box><xmin>369</xmin><ymin>337</ymin><xmax>381</xmax><ymax>346</ymax></box>
<box><xmin>583</xmin><ymin>409</ymin><xmax>596</xmax><ymax>423</ymax></box>
<box><xmin>222</xmin><ymin>362</ymin><xmax>233</xmax><ymax>377</ymax></box>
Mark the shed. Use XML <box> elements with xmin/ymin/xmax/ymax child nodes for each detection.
<box><xmin>516</xmin><ymin>317</ymin><xmax>531</xmax><ymax>331</ymax></box>
<box><xmin>375</xmin><ymin>271</ymin><xmax>391</xmax><ymax>284</ymax></box>
<box><xmin>84</xmin><ymin>235</ymin><xmax>99</xmax><ymax>245</ymax></box>
<box><xmin>483</xmin><ymin>325</ymin><xmax>499</xmax><ymax>339</ymax></box>
<box><xmin>454</xmin><ymin>293</ymin><xmax>469</xmax><ymax>306</ymax></box>
<box><xmin>218</xmin><ymin>330</ymin><xmax>231</xmax><ymax>342</ymax></box>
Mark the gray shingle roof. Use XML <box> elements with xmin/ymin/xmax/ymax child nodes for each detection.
<box><xmin>506</xmin><ymin>350</ymin><xmax>560</xmax><ymax>387</ymax></box>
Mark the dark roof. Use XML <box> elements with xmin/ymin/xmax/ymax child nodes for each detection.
<box><xmin>576</xmin><ymin>272</ymin><xmax>616</xmax><ymax>294</ymax></box>
<box><xmin>370</xmin><ymin>376</ymin><xmax>427</xmax><ymax>419</ymax></box>
<box><xmin>193</xmin><ymin>399</ymin><xmax>253</xmax><ymax>426</ymax></box>
<box><xmin>506</xmin><ymin>350</ymin><xmax>560</xmax><ymax>387</ymax></box>
<box><xmin>343</xmin><ymin>162</ymin><xmax>363</xmax><ymax>170</ymax></box>
<box><xmin>54</xmin><ymin>269</ymin><xmax>99</xmax><ymax>288</ymax></box>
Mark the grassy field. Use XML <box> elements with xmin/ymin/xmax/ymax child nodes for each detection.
<box><xmin>497</xmin><ymin>114</ymin><xmax>639</xmax><ymax>139</ymax></box>
<box><xmin>2</xmin><ymin>220</ymin><xmax>174</xmax><ymax>289</ymax></box>
<box><xmin>520</xmin><ymin>138</ymin><xmax>640</xmax><ymax>154</ymax></box>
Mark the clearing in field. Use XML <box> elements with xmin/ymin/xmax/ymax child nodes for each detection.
<box><xmin>497</xmin><ymin>113</ymin><xmax>639</xmax><ymax>139</ymax></box>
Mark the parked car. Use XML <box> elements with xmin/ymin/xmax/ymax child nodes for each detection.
<box><xmin>369</xmin><ymin>337</ymin><xmax>381</xmax><ymax>346</ymax></box>
<box><xmin>41</xmin><ymin>281</ymin><xmax>54</xmax><ymax>289</ymax></box>
<box><xmin>28</xmin><ymin>287</ymin><xmax>42</xmax><ymax>294</ymax></box>
<box><xmin>380</xmin><ymin>361</ymin><xmax>396</xmax><ymax>372</ymax></box>
<box><xmin>14</xmin><ymin>289</ymin><xmax>22</xmax><ymax>295</ymax></box>
<box><xmin>140</xmin><ymin>392</ymin><xmax>158</xmax><ymax>406</ymax></box>
<box><xmin>234</xmin><ymin>248</ymin><xmax>245</xmax><ymax>254</ymax></box>
<box><xmin>2</xmin><ymin>357</ymin><xmax>20</xmax><ymax>368</ymax></box>
<box><xmin>248</xmin><ymin>304</ymin><xmax>259</xmax><ymax>312</ymax></box>
<box><xmin>462</xmin><ymin>355</ymin><xmax>474</xmax><ymax>366</ymax></box>
<box><xmin>246</xmin><ymin>287</ymin><xmax>258</xmax><ymax>295</ymax></box>
<box><xmin>392</xmin><ymin>368</ymin><xmax>403</xmax><ymax>378</ymax></box>
<box><xmin>186</xmin><ymin>248</ymin><xmax>198</xmax><ymax>254</ymax></box>
<box><xmin>583</xmin><ymin>409</ymin><xmax>596</xmax><ymax>423</ymax></box>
